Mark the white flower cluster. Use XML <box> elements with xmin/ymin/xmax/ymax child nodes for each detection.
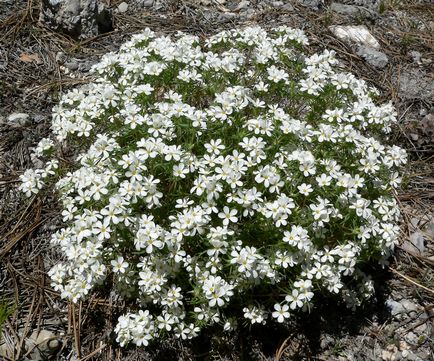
<box><xmin>20</xmin><ymin>26</ymin><xmax>406</xmax><ymax>347</ymax></box>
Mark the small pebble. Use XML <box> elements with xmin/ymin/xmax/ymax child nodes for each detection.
<box><xmin>7</xmin><ymin>113</ymin><xmax>30</xmax><ymax>127</ymax></box>
<box><xmin>117</xmin><ymin>2</ymin><xmax>128</xmax><ymax>13</ymax></box>
<box><xmin>65</xmin><ymin>60</ymin><xmax>79</xmax><ymax>71</ymax></box>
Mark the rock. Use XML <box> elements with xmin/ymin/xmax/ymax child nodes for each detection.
<box><xmin>117</xmin><ymin>1</ymin><xmax>128</xmax><ymax>13</ymax></box>
<box><xmin>357</xmin><ymin>46</ymin><xmax>388</xmax><ymax>68</ymax></box>
<box><xmin>7</xmin><ymin>113</ymin><xmax>30</xmax><ymax>127</ymax></box>
<box><xmin>219</xmin><ymin>12</ymin><xmax>237</xmax><ymax>21</ymax></box>
<box><xmin>298</xmin><ymin>0</ymin><xmax>323</xmax><ymax>10</ymax></box>
<box><xmin>386</xmin><ymin>298</ymin><xmax>419</xmax><ymax>317</ymax></box>
<box><xmin>142</xmin><ymin>0</ymin><xmax>154</xmax><ymax>6</ymax></box>
<box><xmin>271</xmin><ymin>1</ymin><xmax>294</xmax><ymax>10</ymax></box>
<box><xmin>409</xmin><ymin>51</ymin><xmax>421</xmax><ymax>64</ymax></box>
<box><xmin>33</xmin><ymin>114</ymin><xmax>45</xmax><ymax>123</ymax></box>
<box><xmin>242</xmin><ymin>8</ymin><xmax>256</xmax><ymax>19</ymax></box>
<box><xmin>31</xmin><ymin>154</ymin><xmax>45</xmax><ymax>168</ymax></box>
<box><xmin>398</xmin><ymin>68</ymin><xmax>434</xmax><ymax>101</ymax></box>
<box><xmin>39</xmin><ymin>0</ymin><xmax>112</xmax><ymax>40</ymax></box>
<box><xmin>329</xmin><ymin>25</ymin><xmax>380</xmax><ymax>49</ymax></box>
<box><xmin>78</xmin><ymin>61</ymin><xmax>93</xmax><ymax>72</ymax></box>
<box><xmin>55</xmin><ymin>51</ymin><xmax>67</xmax><ymax>64</ymax></box>
<box><xmin>235</xmin><ymin>0</ymin><xmax>250</xmax><ymax>11</ymax></box>
<box><xmin>330</xmin><ymin>2</ymin><xmax>377</xmax><ymax>19</ymax></box>
<box><xmin>404</xmin><ymin>332</ymin><xmax>418</xmax><ymax>345</ymax></box>
<box><xmin>25</xmin><ymin>330</ymin><xmax>61</xmax><ymax>359</ymax></box>
<box><xmin>402</xmin><ymin>232</ymin><xmax>425</xmax><ymax>254</ymax></box>
<box><xmin>65</xmin><ymin>59</ymin><xmax>79</xmax><ymax>71</ymax></box>
<box><xmin>1</xmin><ymin>329</ymin><xmax>61</xmax><ymax>360</ymax></box>
<box><xmin>399</xmin><ymin>299</ymin><xmax>419</xmax><ymax>313</ymax></box>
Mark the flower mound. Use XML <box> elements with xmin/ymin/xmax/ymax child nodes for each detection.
<box><xmin>20</xmin><ymin>26</ymin><xmax>407</xmax><ymax>346</ymax></box>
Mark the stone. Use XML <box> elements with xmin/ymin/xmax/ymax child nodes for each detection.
<box><xmin>357</xmin><ymin>46</ymin><xmax>388</xmax><ymax>68</ymax></box>
<box><xmin>25</xmin><ymin>330</ymin><xmax>61</xmax><ymax>359</ymax></box>
<box><xmin>397</xmin><ymin>68</ymin><xmax>434</xmax><ymax>101</ymax></box>
<box><xmin>39</xmin><ymin>0</ymin><xmax>113</xmax><ymax>40</ymax></box>
<box><xmin>402</xmin><ymin>232</ymin><xmax>425</xmax><ymax>254</ymax></box>
<box><xmin>299</xmin><ymin>0</ymin><xmax>323</xmax><ymax>10</ymax></box>
<box><xmin>386</xmin><ymin>298</ymin><xmax>418</xmax><ymax>317</ymax></box>
<box><xmin>117</xmin><ymin>1</ymin><xmax>128</xmax><ymax>13</ymax></box>
<box><xmin>329</xmin><ymin>25</ymin><xmax>380</xmax><ymax>49</ymax></box>
<box><xmin>409</xmin><ymin>51</ymin><xmax>421</xmax><ymax>64</ymax></box>
<box><xmin>235</xmin><ymin>0</ymin><xmax>250</xmax><ymax>11</ymax></box>
<box><xmin>219</xmin><ymin>12</ymin><xmax>237</xmax><ymax>21</ymax></box>
<box><xmin>31</xmin><ymin>155</ymin><xmax>45</xmax><ymax>169</ymax></box>
<box><xmin>7</xmin><ymin>113</ymin><xmax>30</xmax><ymax>127</ymax></box>
<box><xmin>142</xmin><ymin>0</ymin><xmax>154</xmax><ymax>6</ymax></box>
<box><xmin>1</xmin><ymin>329</ymin><xmax>61</xmax><ymax>360</ymax></box>
<box><xmin>271</xmin><ymin>1</ymin><xmax>294</xmax><ymax>10</ymax></box>
<box><xmin>78</xmin><ymin>61</ymin><xmax>93</xmax><ymax>72</ymax></box>
<box><xmin>65</xmin><ymin>59</ymin><xmax>79</xmax><ymax>71</ymax></box>
<box><xmin>55</xmin><ymin>51</ymin><xmax>67</xmax><ymax>64</ymax></box>
<box><xmin>404</xmin><ymin>332</ymin><xmax>418</xmax><ymax>345</ymax></box>
<box><xmin>330</xmin><ymin>2</ymin><xmax>377</xmax><ymax>19</ymax></box>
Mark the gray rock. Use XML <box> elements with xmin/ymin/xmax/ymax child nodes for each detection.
<box><xmin>31</xmin><ymin>155</ymin><xmax>45</xmax><ymax>169</ymax></box>
<box><xmin>409</xmin><ymin>51</ymin><xmax>422</xmax><ymax>64</ymax></box>
<box><xmin>65</xmin><ymin>59</ymin><xmax>79</xmax><ymax>71</ymax></box>
<box><xmin>271</xmin><ymin>1</ymin><xmax>294</xmax><ymax>10</ymax></box>
<box><xmin>404</xmin><ymin>332</ymin><xmax>418</xmax><ymax>345</ymax></box>
<box><xmin>7</xmin><ymin>113</ymin><xmax>30</xmax><ymax>127</ymax></box>
<box><xmin>330</xmin><ymin>2</ymin><xmax>377</xmax><ymax>19</ymax></box>
<box><xmin>39</xmin><ymin>0</ymin><xmax>112</xmax><ymax>40</ymax></box>
<box><xmin>142</xmin><ymin>0</ymin><xmax>154</xmax><ymax>7</ymax></box>
<box><xmin>242</xmin><ymin>8</ymin><xmax>257</xmax><ymax>19</ymax></box>
<box><xmin>78</xmin><ymin>61</ymin><xmax>93</xmax><ymax>72</ymax></box>
<box><xmin>33</xmin><ymin>115</ymin><xmax>45</xmax><ymax>123</ymax></box>
<box><xmin>356</xmin><ymin>46</ymin><xmax>388</xmax><ymax>68</ymax></box>
<box><xmin>352</xmin><ymin>0</ymin><xmax>379</xmax><ymax>9</ymax></box>
<box><xmin>117</xmin><ymin>1</ymin><xmax>128</xmax><ymax>13</ymax></box>
<box><xmin>236</xmin><ymin>0</ymin><xmax>250</xmax><ymax>10</ymax></box>
<box><xmin>219</xmin><ymin>12</ymin><xmax>237</xmax><ymax>21</ymax></box>
<box><xmin>281</xmin><ymin>3</ymin><xmax>294</xmax><ymax>11</ymax></box>
<box><xmin>400</xmin><ymin>299</ymin><xmax>419</xmax><ymax>313</ymax></box>
<box><xmin>55</xmin><ymin>51</ymin><xmax>67</xmax><ymax>64</ymax></box>
<box><xmin>299</xmin><ymin>0</ymin><xmax>323</xmax><ymax>10</ymax></box>
<box><xmin>402</xmin><ymin>232</ymin><xmax>425</xmax><ymax>254</ymax></box>
<box><xmin>398</xmin><ymin>68</ymin><xmax>434</xmax><ymax>101</ymax></box>
<box><xmin>386</xmin><ymin>298</ymin><xmax>419</xmax><ymax>317</ymax></box>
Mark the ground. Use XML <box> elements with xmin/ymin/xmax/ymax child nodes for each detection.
<box><xmin>0</xmin><ymin>0</ymin><xmax>433</xmax><ymax>360</ymax></box>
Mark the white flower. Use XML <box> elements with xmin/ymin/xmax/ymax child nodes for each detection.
<box><xmin>218</xmin><ymin>206</ymin><xmax>238</xmax><ymax>226</ymax></box>
<box><xmin>297</xmin><ymin>183</ymin><xmax>313</xmax><ymax>196</ymax></box>
<box><xmin>111</xmin><ymin>257</ymin><xmax>129</xmax><ymax>274</ymax></box>
<box><xmin>272</xmin><ymin>304</ymin><xmax>290</xmax><ymax>323</ymax></box>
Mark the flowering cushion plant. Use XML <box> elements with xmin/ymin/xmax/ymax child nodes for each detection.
<box><xmin>20</xmin><ymin>26</ymin><xmax>407</xmax><ymax>346</ymax></box>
